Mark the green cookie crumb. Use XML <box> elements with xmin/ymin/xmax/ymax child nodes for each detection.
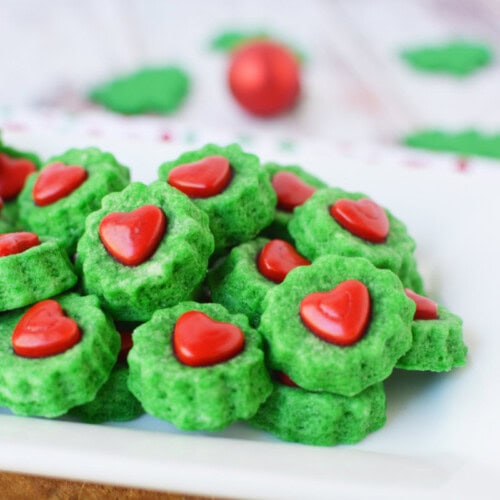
<box><xmin>401</xmin><ymin>40</ymin><xmax>493</xmax><ymax>77</ymax></box>
<box><xmin>403</xmin><ymin>129</ymin><xmax>500</xmax><ymax>160</ymax></box>
<box><xmin>89</xmin><ymin>66</ymin><xmax>190</xmax><ymax>115</ymax></box>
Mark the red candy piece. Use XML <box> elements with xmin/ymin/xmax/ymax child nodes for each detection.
<box><xmin>33</xmin><ymin>162</ymin><xmax>88</xmax><ymax>206</ymax></box>
<box><xmin>118</xmin><ymin>330</ymin><xmax>134</xmax><ymax>363</ymax></box>
<box><xmin>257</xmin><ymin>239</ymin><xmax>310</xmax><ymax>283</ymax></box>
<box><xmin>271</xmin><ymin>171</ymin><xmax>316</xmax><ymax>212</ymax></box>
<box><xmin>300</xmin><ymin>279</ymin><xmax>371</xmax><ymax>346</ymax></box>
<box><xmin>330</xmin><ymin>198</ymin><xmax>389</xmax><ymax>243</ymax></box>
<box><xmin>405</xmin><ymin>288</ymin><xmax>439</xmax><ymax>320</ymax></box>
<box><xmin>168</xmin><ymin>156</ymin><xmax>232</xmax><ymax>198</ymax></box>
<box><xmin>274</xmin><ymin>371</ymin><xmax>299</xmax><ymax>388</ymax></box>
<box><xmin>0</xmin><ymin>232</ymin><xmax>41</xmax><ymax>257</ymax></box>
<box><xmin>0</xmin><ymin>152</ymin><xmax>37</xmax><ymax>200</ymax></box>
<box><xmin>12</xmin><ymin>300</ymin><xmax>81</xmax><ymax>358</ymax></box>
<box><xmin>99</xmin><ymin>205</ymin><xmax>167</xmax><ymax>266</ymax></box>
<box><xmin>228</xmin><ymin>40</ymin><xmax>301</xmax><ymax>117</ymax></box>
<box><xmin>173</xmin><ymin>310</ymin><xmax>245</xmax><ymax>367</ymax></box>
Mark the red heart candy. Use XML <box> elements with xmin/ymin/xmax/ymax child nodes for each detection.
<box><xmin>300</xmin><ymin>279</ymin><xmax>371</xmax><ymax>346</ymax></box>
<box><xmin>99</xmin><ymin>205</ymin><xmax>167</xmax><ymax>266</ymax></box>
<box><xmin>173</xmin><ymin>311</ymin><xmax>245</xmax><ymax>367</ymax></box>
<box><xmin>257</xmin><ymin>239</ymin><xmax>310</xmax><ymax>283</ymax></box>
<box><xmin>12</xmin><ymin>300</ymin><xmax>81</xmax><ymax>358</ymax></box>
<box><xmin>405</xmin><ymin>288</ymin><xmax>438</xmax><ymax>320</ymax></box>
<box><xmin>168</xmin><ymin>155</ymin><xmax>232</xmax><ymax>198</ymax></box>
<box><xmin>0</xmin><ymin>152</ymin><xmax>37</xmax><ymax>200</ymax></box>
<box><xmin>0</xmin><ymin>232</ymin><xmax>41</xmax><ymax>257</ymax></box>
<box><xmin>33</xmin><ymin>162</ymin><xmax>88</xmax><ymax>206</ymax></box>
<box><xmin>271</xmin><ymin>171</ymin><xmax>316</xmax><ymax>212</ymax></box>
<box><xmin>330</xmin><ymin>198</ymin><xmax>389</xmax><ymax>243</ymax></box>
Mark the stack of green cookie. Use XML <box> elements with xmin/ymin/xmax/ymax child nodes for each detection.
<box><xmin>0</xmin><ymin>137</ymin><xmax>467</xmax><ymax>446</ymax></box>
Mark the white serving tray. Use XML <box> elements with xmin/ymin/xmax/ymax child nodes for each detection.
<box><xmin>0</xmin><ymin>130</ymin><xmax>498</xmax><ymax>499</ymax></box>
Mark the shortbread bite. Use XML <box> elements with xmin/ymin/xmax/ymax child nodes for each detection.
<box><xmin>69</xmin><ymin>364</ymin><xmax>143</xmax><ymax>423</ymax></box>
<box><xmin>259</xmin><ymin>255</ymin><xmax>415</xmax><ymax>396</ymax></box>
<box><xmin>207</xmin><ymin>237</ymin><xmax>274</xmax><ymax>326</ymax></box>
<box><xmin>397</xmin><ymin>306</ymin><xmax>467</xmax><ymax>371</ymax></box>
<box><xmin>158</xmin><ymin>144</ymin><xmax>276</xmax><ymax>251</ymax></box>
<box><xmin>18</xmin><ymin>147</ymin><xmax>130</xmax><ymax>254</ymax></box>
<box><xmin>0</xmin><ymin>293</ymin><xmax>120</xmax><ymax>417</ymax></box>
<box><xmin>262</xmin><ymin>162</ymin><xmax>327</xmax><ymax>241</ymax></box>
<box><xmin>249</xmin><ymin>380</ymin><xmax>386</xmax><ymax>446</ymax></box>
<box><xmin>77</xmin><ymin>181</ymin><xmax>214</xmax><ymax>321</ymax></box>
<box><xmin>288</xmin><ymin>188</ymin><xmax>421</xmax><ymax>287</ymax></box>
<box><xmin>0</xmin><ymin>238</ymin><xmax>77</xmax><ymax>312</ymax></box>
<box><xmin>127</xmin><ymin>302</ymin><xmax>273</xmax><ymax>431</ymax></box>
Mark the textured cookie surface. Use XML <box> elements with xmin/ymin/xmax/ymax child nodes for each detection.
<box><xmin>77</xmin><ymin>181</ymin><xmax>214</xmax><ymax>321</ymax></box>
<box><xmin>159</xmin><ymin>144</ymin><xmax>277</xmax><ymax>251</ymax></box>
<box><xmin>259</xmin><ymin>255</ymin><xmax>415</xmax><ymax>396</ymax></box>
<box><xmin>0</xmin><ymin>237</ymin><xmax>77</xmax><ymax>312</ymax></box>
<box><xmin>0</xmin><ymin>293</ymin><xmax>120</xmax><ymax>417</ymax></box>
<box><xmin>250</xmin><ymin>380</ymin><xmax>386</xmax><ymax>446</ymax></box>
<box><xmin>289</xmin><ymin>187</ymin><xmax>417</xmax><ymax>283</ymax></box>
<box><xmin>18</xmin><ymin>147</ymin><xmax>130</xmax><ymax>254</ymax></box>
<box><xmin>127</xmin><ymin>301</ymin><xmax>272</xmax><ymax>431</ymax></box>
<box><xmin>207</xmin><ymin>237</ymin><xmax>273</xmax><ymax>326</ymax></box>
<box><xmin>397</xmin><ymin>305</ymin><xmax>467</xmax><ymax>371</ymax></box>
<box><xmin>69</xmin><ymin>364</ymin><xmax>143</xmax><ymax>423</ymax></box>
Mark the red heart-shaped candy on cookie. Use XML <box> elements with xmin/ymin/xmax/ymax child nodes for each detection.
<box><xmin>257</xmin><ymin>239</ymin><xmax>310</xmax><ymax>283</ymax></box>
<box><xmin>168</xmin><ymin>155</ymin><xmax>232</xmax><ymax>198</ymax></box>
<box><xmin>173</xmin><ymin>311</ymin><xmax>245</xmax><ymax>367</ymax></box>
<box><xmin>0</xmin><ymin>152</ymin><xmax>37</xmax><ymax>200</ymax></box>
<box><xmin>405</xmin><ymin>288</ymin><xmax>438</xmax><ymax>320</ymax></box>
<box><xmin>271</xmin><ymin>171</ymin><xmax>316</xmax><ymax>212</ymax></box>
<box><xmin>33</xmin><ymin>162</ymin><xmax>88</xmax><ymax>206</ymax></box>
<box><xmin>99</xmin><ymin>205</ymin><xmax>167</xmax><ymax>266</ymax></box>
<box><xmin>12</xmin><ymin>300</ymin><xmax>81</xmax><ymax>358</ymax></box>
<box><xmin>300</xmin><ymin>279</ymin><xmax>371</xmax><ymax>345</ymax></box>
<box><xmin>0</xmin><ymin>232</ymin><xmax>41</xmax><ymax>257</ymax></box>
<box><xmin>330</xmin><ymin>198</ymin><xmax>389</xmax><ymax>243</ymax></box>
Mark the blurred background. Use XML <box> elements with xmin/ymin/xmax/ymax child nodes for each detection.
<box><xmin>1</xmin><ymin>0</ymin><xmax>499</xmax><ymax>149</ymax></box>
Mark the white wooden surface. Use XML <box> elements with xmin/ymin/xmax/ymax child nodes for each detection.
<box><xmin>1</xmin><ymin>0</ymin><xmax>499</xmax><ymax>144</ymax></box>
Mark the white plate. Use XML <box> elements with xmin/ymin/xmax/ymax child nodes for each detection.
<box><xmin>1</xmin><ymin>130</ymin><xmax>499</xmax><ymax>500</ymax></box>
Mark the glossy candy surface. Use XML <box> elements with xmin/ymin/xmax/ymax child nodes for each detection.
<box><xmin>257</xmin><ymin>239</ymin><xmax>310</xmax><ymax>283</ymax></box>
<box><xmin>173</xmin><ymin>310</ymin><xmax>245</xmax><ymax>367</ymax></box>
<box><xmin>228</xmin><ymin>41</ymin><xmax>300</xmax><ymax>117</ymax></box>
<box><xmin>0</xmin><ymin>153</ymin><xmax>37</xmax><ymax>200</ymax></box>
<box><xmin>300</xmin><ymin>279</ymin><xmax>371</xmax><ymax>346</ymax></box>
<box><xmin>271</xmin><ymin>171</ymin><xmax>316</xmax><ymax>212</ymax></box>
<box><xmin>33</xmin><ymin>163</ymin><xmax>88</xmax><ymax>206</ymax></box>
<box><xmin>12</xmin><ymin>300</ymin><xmax>81</xmax><ymax>358</ymax></box>
<box><xmin>168</xmin><ymin>156</ymin><xmax>232</xmax><ymax>198</ymax></box>
<box><xmin>0</xmin><ymin>232</ymin><xmax>40</xmax><ymax>257</ymax></box>
<box><xmin>330</xmin><ymin>198</ymin><xmax>389</xmax><ymax>243</ymax></box>
<box><xmin>99</xmin><ymin>205</ymin><xmax>167</xmax><ymax>266</ymax></box>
